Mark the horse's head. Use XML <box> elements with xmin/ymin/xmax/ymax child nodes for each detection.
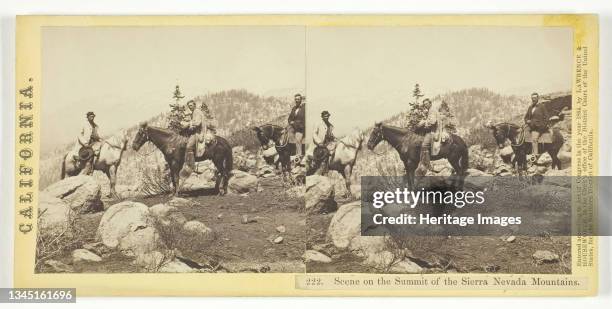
<box><xmin>132</xmin><ymin>122</ymin><xmax>149</xmax><ymax>151</ymax></box>
<box><xmin>367</xmin><ymin>122</ymin><xmax>384</xmax><ymax>150</ymax></box>
<box><xmin>252</xmin><ymin>126</ymin><xmax>273</xmax><ymax>149</ymax></box>
<box><xmin>485</xmin><ymin>121</ymin><xmax>508</xmax><ymax>149</ymax></box>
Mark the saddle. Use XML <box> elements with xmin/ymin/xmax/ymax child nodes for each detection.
<box><xmin>431</xmin><ymin>130</ymin><xmax>450</xmax><ymax>156</ymax></box>
<box><xmin>196</xmin><ymin>129</ymin><xmax>216</xmax><ymax>157</ymax></box>
<box><xmin>517</xmin><ymin>125</ymin><xmax>553</xmax><ymax>144</ymax></box>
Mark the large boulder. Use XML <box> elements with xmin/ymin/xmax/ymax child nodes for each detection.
<box><xmin>97</xmin><ymin>201</ymin><xmax>165</xmax><ymax>258</ymax></box>
<box><xmin>305</xmin><ymin>175</ymin><xmax>337</xmax><ymax>214</ymax></box>
<box><xmin>228</xmin><ymin>170</ymin><xmax>258</xmax><ymax>194</ymax></box>
<box><xmin>43</xmin><ymin>175</ymin><xmax>103</xmax><ymax>213</ymax></box>
<box><xmin>38</xmin><ymin>192</ymin><xmax>73</xmax><ymax>238</ymax></box>
<box><xmin>327</xmin><ymin>171</ymin><xmax>349</xmax><ymax>197</ymax></box>
<box><xmin>181</xmin><ymin>173</ymin><xmax>215</xmax><ymax>192</ymax></box>
<box><xmin>183</xmin><ymin>220</ymin><xmax>214</xmax><ymax>238</ymax></box>
<box><xmin>149</xmin><ymin>204</ymin><xmax>187</xmax><ymax>227</ymax></box>
<box><xmin>327</xmin><ymin>201</ymin><xmax>386</xmax><ymax>256</ymax></box>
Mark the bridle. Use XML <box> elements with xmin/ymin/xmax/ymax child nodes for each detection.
<box><xmin>134</xmin><ymin>127</ymin><xmax>157</xmax><ymax>157</ymax></box>
<box><xmin>368</xmin><ymin>127</ymin><xmax>389</xmax><ymax>156</ymax></box>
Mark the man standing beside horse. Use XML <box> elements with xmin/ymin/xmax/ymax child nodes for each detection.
<box><xmin>288</xmin><ymin>93</ymin><xmax>305</xmax><ymax>160</ymax></box>
<box><xmin>524</xmin><ymin>92</ymin><xmax>550</xmax><ymax>162</ymax></box>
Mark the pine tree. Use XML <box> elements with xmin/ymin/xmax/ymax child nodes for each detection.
<box><xmin>412</xmin><ymin>83</ymin><xmax>424</xmax><ymax>103</ymax></box>
<box><xmin>406</xmin><ymin>83</ymin><xmax>429</xmax><ymax>131</ymax></box>
<box><xmin>168</xmin><ymin>85</ymin><xmax>187</xmax><ymax>134</ymax></box>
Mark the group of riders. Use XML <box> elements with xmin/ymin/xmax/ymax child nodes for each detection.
<box><xmin>72</xmin><ymin>91</ymin><xmax>553</xmax><ymax>178</ymax></box>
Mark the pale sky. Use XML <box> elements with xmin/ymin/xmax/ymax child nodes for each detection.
<box><xmin>305</xmin><ymin>26</ymin><xmax>573</xmax><ymax>138</ymax></box>
<box><xmin>42</xmin><ymin>26</ymin><xmax>573</xmax><ymax>150</ymax></box>
<box><xmin>42</xmin><ymin>26</ymin><xmax>306</xmax><ymax>152</ymax></box>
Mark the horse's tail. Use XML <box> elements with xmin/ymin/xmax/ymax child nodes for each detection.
<box><xmin>456</xmin><ymin>135</ymin><xmax>469</xmax><ymax>175</ymax></box>
<box><xmin>60</xmin><ymin>154</ymin><xmax>67</xmax><ymax>180</ymax></box>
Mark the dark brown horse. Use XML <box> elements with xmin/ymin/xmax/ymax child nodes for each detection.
<box><xmin>252</xmin><ymin>124</ymin><xmax>294</xmax><ymax>182</ymax></box>
<box><xmin>132</xmin><ymin>122</ymin><xmax>233</xmax><ymax>195</ymax></box>
<box><xmin>488</xmin><ymin>122</ymin><xmax>564</xmax><ymax>174</ymax></box>
<box><xmin>367</xmin><ymin>123</ymin><xmax>469</xmax><ymax>189</ymax></box>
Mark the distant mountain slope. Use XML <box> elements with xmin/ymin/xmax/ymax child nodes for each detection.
<box><xmin>40</xmin><ymin>89</ymin><xmax>292</xmax><ymax>189</ymax></box>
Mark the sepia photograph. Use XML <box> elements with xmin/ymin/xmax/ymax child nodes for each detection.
<box><xmin>37</xmin><ymin>26</ymin><xmax>307</xmax><ymax>273</ymax></box>
<box><xmin>303</xmin><ymin>26</ymin><xmax>574</xmax><ymax>275</ymax></box>
<box><xmin>9</xmin><ymin>13</ymin><xmax>601</xmax><ymax>298</ymax></box>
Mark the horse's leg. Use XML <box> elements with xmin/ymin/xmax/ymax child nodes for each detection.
<box><xmin>548</xmin><ymin>147</ymin><xmax>562</xmax><ymax>170</ymax></box>
<box><xmin>172</xmin><ymin>161</ymin><xmax>184</xmax><ymax>196</ymax></box>
<box><xmin>108</xmin><ymin>165</ymin><xmax>119</xmax><ymax>198</ymax></box>
<box><xmin>404</xmin><ymin>160</ymin><xmax>415</xmax><ymax>190</ymax></box>
<box><xmin>222</xmin><ymin>158</ymin><xmax>230</xmax><ymax>195</ymax></box>
<box><xmin>343</xmin><ymin>164</ymin><xmax>353</xmax><ymax>199</ymax></box>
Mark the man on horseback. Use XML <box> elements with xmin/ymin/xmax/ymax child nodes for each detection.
<box><xmin>415</xmin><ymin>98</ymin><xmax>450</xmax><ymax>176</ymax></box>
<box><xmin>76</xmin><ymin>111</ymin><xmax>103</xmax><ymax>175</ymax></box>
<box><xmin>524</xmin><ymin>92</ymin><xmax>549</xmax><ymax>162</ymax></box>
<box><xmin>181</xmin><ymin>99</ymin><xmax>205</xmax><ymax>171</ymax></box>
<box><xmin>288</xmin><ymin>93</ymin><xmax>305</xmax><ymax>160</ymax></box>
<box><xmin>312</xmin><ymin>110</ymin><xmax>337</xmax><ymax>174</ymax></box>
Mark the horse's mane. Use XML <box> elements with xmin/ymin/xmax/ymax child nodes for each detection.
<box><xmin>381</xmin><ymin>124</ymin><xmax>412</xmax><ymax>135</ymax></box>
<box><xmin>339</xmin><ymin>129</ymin><xmax>364</xmax><ymax>148</ymax></box>
<box><xmin>260</xmin><ymin>124</ymin><xmax>285</xmax><ymax>131</ymax></box>
<box><xmin>147</xmin><ymin>125</ymin><xmax>176</xmax><ymax>135</ymax></box>
<box><xmin>105</xmin><ymin>135</ymin><xmax>124</xmax><ymax>148</ymax></box>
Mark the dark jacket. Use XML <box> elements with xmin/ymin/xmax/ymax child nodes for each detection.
<box><xmin>524</xmin><ymin>102</ymin><xmax>549</xmax><ymax>130</ymax></box>
<box><xmin>288</xmin><ymin>103</ymin><xmax>305</xmax><ymax>132</ymax></box>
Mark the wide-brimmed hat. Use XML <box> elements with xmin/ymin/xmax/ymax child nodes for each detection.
<box><xmin>78</xmin><ymin>147</ymin><xmax>94</xmax><ymax>161</ymax></box>
<box><xmin>321</xmin><ymin>110</ymin><xmax>331</xmax><ymax>117</ymax></box>
<box><xmin>86</xmin><ymin>111</ymin><xmax>95</xmax><ymax>117</ymax></box>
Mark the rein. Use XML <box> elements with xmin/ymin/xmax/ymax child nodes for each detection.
<box><xmin>134</xmin><ymin>128</ymin><xmax>159</xmax><ymax>157</ymax></box>
<box><xmin>369</xmin><ymin>127</ymin><xmax>392</xmax><ymax>156</ymax></box>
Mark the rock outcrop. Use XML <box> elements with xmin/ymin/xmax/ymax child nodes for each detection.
<box><xmin>42</xmin><ymin>175</ymin><xmax>103</xmax><ymax>213</ymax></box>
<box><xmin>305</xmin><ymin>175</ymin><xmax>337</xmax><ymax>214</ymax></box>
<box><xmin>97</xmin><ymin>201</ymin><xmax>165</xmax><ymax>261</ymax></box>
<box><xmin>228</xmin><ymin>170</ymin><xmax>259</xmax><ymax>194</ymax></box>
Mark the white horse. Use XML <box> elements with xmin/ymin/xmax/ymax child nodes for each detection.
<box><xmin>61</xmin><ymin>132</ymin><xmax>129</xmax><ymax>197</ymax></box>
<box><xmin>306</xmin><ymin>129</ymin><xmax>365</xmax><ymax>197</ymax></box>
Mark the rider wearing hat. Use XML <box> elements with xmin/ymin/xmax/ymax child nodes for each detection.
<box><xmin>76</xmin><ymin>111</ymin><xmax>103</xmax><ymax>175</ymax></box>
<box><xmin>288</xmin><ymin>93</ymin><xmax>305</xmax><ymax>159</ymax></box>
<box><xmin>312</xmin><ymin>110</ymin><xmax>337</xmax><ymax>173</ymax></box>
<box><xmin>181</xmin><ymin>100</ymin><xmax>205</xmax><ymax>171</ymax></box>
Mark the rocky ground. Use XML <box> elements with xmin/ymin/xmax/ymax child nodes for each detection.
<box><xmin>36</xmin><ymin>147</ymin><xmax>307</xmax><ymax>274</ymax></box>
<box><xmin>301</xmin><ymin>119</ymin><xmax>573</xmax><ymax>274</ymax></box>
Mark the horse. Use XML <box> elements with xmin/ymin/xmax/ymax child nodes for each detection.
<box><xmin>252</xmin><ymin>124</ymin><xmax>294</xmax><ymax>182</ymax></box>
<box><xmin>307</xmin><ymin>130</ymin><xmax>365</xmax><ymax>197</ymax></box>
<box><xmin>60</xmin><ymin>132</ymin><xmax>129</xmax><ymax>198</ymax></box>
<box><xmin>366</xmin><ymin>122</ymin><xmax>469</xmax><ymax>189</ymax></box>
<box><xmin>132</xmin><ymin>122</ymin><xmax>233</xmax><ymax>195</ymax></box>
<box><xmin>487</xmin><ymin>122</ymin><xmax>564</xmax><ymax>174</ymax></box>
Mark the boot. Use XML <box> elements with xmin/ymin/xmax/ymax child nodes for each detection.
<box><xmin>185</xmin><ymin>150</ymin><xmax>196</xmax><ymax>172</ymax></box>
<box><xmin>415</xmin><ymin>149</ymin><xmax>430</xmax><ymax>176</ymax></box>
